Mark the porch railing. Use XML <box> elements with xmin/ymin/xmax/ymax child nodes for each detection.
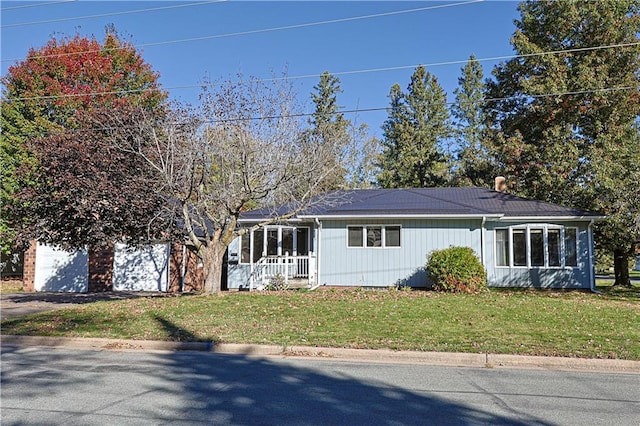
<box><xmin>249</xmin><ymin>253</ymin><xmax>316</xmax><ymax>290</ymax></box>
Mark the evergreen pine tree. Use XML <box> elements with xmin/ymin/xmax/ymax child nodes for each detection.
<box><xmin>485</xmin><ymin>0</ymin><xmax>640</xmax><ymax>286</ymax></box>
<box><xmin>378</xmin><ymin>66</ymin><xmax>451</xmax><ymax>188</ymax></box>
<box><xmin>451</xmin><ymin>55</ymin><xmax>493</xmax><ymax>186</ymax></box>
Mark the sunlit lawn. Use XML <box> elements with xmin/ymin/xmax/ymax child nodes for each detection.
<box><xmin>2</xmin><ymin>285</ymin><xmax>638</xmax><ymax>360</ymax></box>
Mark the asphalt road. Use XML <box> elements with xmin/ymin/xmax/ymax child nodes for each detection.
<box><xmin>2</xmin><ymin>345</ymin><xmax>639</xmax><ymax>425</ymax></box>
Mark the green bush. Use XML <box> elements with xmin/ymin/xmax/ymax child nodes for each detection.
<box><xmin>426</xmin><ymin>247</ymin><xmax>487</xmax><ymax>293</ymax></box>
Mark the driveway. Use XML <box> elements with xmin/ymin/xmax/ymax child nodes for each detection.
<box><xmin>0</xmin><ymin>291</ymin><xmax>166</xmax><ymax>320</ymax></box>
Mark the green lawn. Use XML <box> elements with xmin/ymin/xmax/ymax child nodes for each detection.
<box><xmin>2</xmin><ymin>286</ymin><xmax>638</xmax><ymax>360</ymax></box>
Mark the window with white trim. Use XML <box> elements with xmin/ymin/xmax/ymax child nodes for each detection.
<box><xmin>495</xmin><ymin>226</ymin><xmax>578</xmax><ymax>268</ymax></box>
<box><xmin>347</xmin><ymin>225</ymin><xmax>401</xmax><ymax>248</ymax></box>
<box><xmin>240</xmin><ymin>226</ymin><xmax>309</xmax><ymax>264</ymax></box>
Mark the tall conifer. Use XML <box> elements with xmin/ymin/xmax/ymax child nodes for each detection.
<box><xmin>485</xmin><ymin>0</ymin><xmax>640</xmax><ymax>285</ymax></box>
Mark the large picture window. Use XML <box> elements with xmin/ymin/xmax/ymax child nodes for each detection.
<box><xmin>347</xmin><ymin>225</ymin><xmax>401</xmax><ymax>248</ymax></box>
<box><xmin>495</xmin><ymin>226</ymin><xmax>578</xmax><ymax>268</ymax></box>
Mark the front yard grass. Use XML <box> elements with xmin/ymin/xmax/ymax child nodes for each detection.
<box><xmin>2</xmin><ymin>285</ymin><xmax>638</xmax><ymax>360</ymax></box>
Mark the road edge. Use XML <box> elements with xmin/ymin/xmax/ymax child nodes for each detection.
<box><xmin>2</xmin><ymin>334</ymin><xmax>639</xmax><ymax>374</ymax></box>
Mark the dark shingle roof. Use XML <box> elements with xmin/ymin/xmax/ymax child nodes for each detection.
<box><xmin>240</xmin><ymin>188</ymin><xmax>603</xmax><ymax>221</ymax></box>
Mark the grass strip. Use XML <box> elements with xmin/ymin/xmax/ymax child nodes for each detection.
<box><xmin>2</xmin><ymin>287</ymin><xmax>638</xmax><ymax>360</ymax></box>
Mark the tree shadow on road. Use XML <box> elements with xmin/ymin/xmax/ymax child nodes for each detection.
<box><xmin>126</xmin><ymin>316</ymin><xmax>551</xmax><ymax>425</ymax></box>
<box><xmin>1</xmin><ymin>316</ymin><xmax>555</xmax><ymax>425</ymax></box>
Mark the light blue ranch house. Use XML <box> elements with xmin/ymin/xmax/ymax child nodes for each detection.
<box><xmin>226</xmin><ymin>187</ymin><xmax>604</xmax><ymax>291</ymax></box>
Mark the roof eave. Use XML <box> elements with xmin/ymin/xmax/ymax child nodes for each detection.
<box><xmin>498</xmin><ymin>215</ymin><xmax>607</xmax><ymax>222</ymax></box>
<box><xmin>298</xmin><ymin>213</ymin><xmax>504</xmax><ymax>220</ymax></box>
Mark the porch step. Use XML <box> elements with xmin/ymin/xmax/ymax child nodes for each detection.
<box><xmin>258</xmin><ymin>278</ymin><xmax>309</xmax><ymax>290</ymax></box>
<box><xmin>286</xmin><ymin>279</ymin><xmax>309</xmax><ymax>289</ymax></box>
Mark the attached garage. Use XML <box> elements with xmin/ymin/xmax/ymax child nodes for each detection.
<box><xmin>112</xmin><ymin>243</ymin><xmax>170</xmax><ymax>292</ymax></box>
<box><xmin>23</xmin><ymin>241</ymin><xmax>205</xmax><ymax>293</ymax></box>
<box><xmin>33</xmin><ymin>242</ymin><xmax>88</xmax><ymax>292</ymax></box>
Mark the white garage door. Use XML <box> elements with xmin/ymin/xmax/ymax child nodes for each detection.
<box><xmin>113</xmin><ymin>243</ymin><xmax>170</xmax><ymax>292</ymax></box>
<box><xmin>34</xmin><ymin>243</ymin><xmax>88</xmax><ymax>292</ymax></box>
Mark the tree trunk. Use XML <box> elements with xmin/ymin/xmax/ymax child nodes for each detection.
<box><xmin>613</xmin><ymin>249</ymin><xmax>631</xmax><ymax>287</ymax></box>
<box><xmin>200</xmin><ymin>243</ymin><xmax>226</xmax><ymax>294</ymax></box>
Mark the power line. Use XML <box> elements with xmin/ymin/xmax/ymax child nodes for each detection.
<box><xmin>1</xmin><ymin>0</ymin><xmax>76</xmax><ymax>12</ymax></box>
<box><xmin>1</xmin><ymin>0</ymin><xmax>227</xmax><ymax>28</ymax></box>
<box><xmin>1</xmin><ymin>0</ymin><xmax>484</xmax><ymax>63</ymax></box>
<box><xmin>199</xmin><ymin>85</ymin><xmax>640</xmax><ymax>123</ymax></box>
<box><xmin>15</xmin><ymin>85</ymin><xmax>638</xmax><ymax>137</ymax></box>
<box><xmin>5</xmin><ymin>41</ymin><xmax>639</xmax><ymax>103</ymax></box>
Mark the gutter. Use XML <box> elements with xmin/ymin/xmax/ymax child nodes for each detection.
<box><xmin>314</xmin><ymin>217</ymin><xmax>322</xmax><ymax>288</ymax></box>
<box><xmin>498</xmin><ymin>216</ymin><xmax>607</xmax><ymax>222</ymax></box>
<box><xmin>481</xmin><ymin>216</ymin><xmax>487</xmax><ymax>268</ymax></box>
<box><xmin>588</xmin><ymin>219</ymin><xmax>602</xmax><ymax>294</ymax></box>
<box><xmin>298</xmin><ymin>214</ymin><xmax>504</xmax><ymax>220</ymax></box>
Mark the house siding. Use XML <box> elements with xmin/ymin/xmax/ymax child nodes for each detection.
<box><xmin>318</xmin><ymin>218</ymin><xmax>482</xmax><ymax>288</ymax></box>
<box><xmin>226</xmin><ymin>237</ymin><xmax>252</xmax><ymax>290</ymax></box>
<box><xmin>226</xmin><ymin>218</ymin><xmax>596</xmax><ymax>290</ymax></box>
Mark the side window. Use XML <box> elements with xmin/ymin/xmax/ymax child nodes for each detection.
<box><xmin>348</xmin><ymin>225</ymin><xmax>401</xmax><ymax>248</ymax></box>
<box><xmin>366</xmin><ymin>226</ymin><xmax>382</xmax><ymax>247</ymax></box>
<box><xmin>240</xmin><ymin>232</ymin><xmax>250</xmax><ymax>264</ymax></box>
<box><xmin>385</xmin><ymin>226</ymin><xmax>401</xmax><ymax>247</ymax></box>
<box><xmin>565</xmin><ymin>228</ymin><xmax>578</xmax><ymax>267</ymax></box>
<box><xmin>548</xmin><ymin>229</ymin><xmax>561</xmax><ymax>267</ymax></box>
<box><xmin>495</xmin><ymin>229</ymin><xmax>509</xmax><ymax>266</ymax></box>
<box><xmin>512</xmin><ymin>229</ymin><xmax>527</xmax><ymax>266</ymax></box>
<box><xmin>348</xmin><ymin>227</ymin><xmax>364</xmax><ymax>247</ymax></box>
<box><xmin>530</xmin><ymin>229</ymin><xmax>544</xmax><ymax>266</ymax></box>
<box><xmin>253</xmin><ymin>229</ymin><xmax>264</xmax><ymax>263</ymax></box>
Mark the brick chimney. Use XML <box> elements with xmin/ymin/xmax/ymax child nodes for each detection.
<box><xmin>494</xmin><ymin>176</ymin><xmax>507</xmax><ymax>192</ymax></box>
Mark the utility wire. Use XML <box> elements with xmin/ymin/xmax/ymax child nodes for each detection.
<box><xmin>1</xmin><ymin>0</ymin><xmax>227</xmax><ymax>28</ymax></box>
<box><xmin>1</xmin><ymin>0</ymin><xmax>483</xmax><ymax>63</ymax></box>
<box><xmin>5</xmin><ymin>41</ymin><xmax>639</xmax><ymax>103</ymax></box>
<box><xmin>16</xmin><ymin>85</ymin><xmax>637</xmax><ymax>137</ymax></box>
<box><xmin>195</xmin><ymin>85</ymin><xmax>640</xmax><ymax>124</ymax></box>
<box><xmin>1</xmin><ymin>0</ymin><xmax>76</xmax><ymax>12</ymax></box>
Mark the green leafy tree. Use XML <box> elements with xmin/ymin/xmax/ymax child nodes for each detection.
<box><xmin>485</xmin><ymin>0</ymin><xmax>640</xmax><ymax>286</ymax></box>
<box><xmin>1</xmin><ymin>30</ymin><xmax>167</xmax><ymax>252</ymax></box>
<box><xmin>378</xmin><ymin>65</ymin><xmax>452</xmax><ymax>188</ymax></box>
<box><xmin>451</xmin><ymin>55</ymin><xmax>493</xmax><ymax>186</ymax></box>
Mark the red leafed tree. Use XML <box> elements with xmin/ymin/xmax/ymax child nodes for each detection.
<box><xmin>14</xmin><ymin>106</ymin><xmax>174</xmax><ymax>249</ymax></box>
<box><xmin>1</xmin><ymin>29</ymin><xmax>168</xmax><ymax>251</ymax></box>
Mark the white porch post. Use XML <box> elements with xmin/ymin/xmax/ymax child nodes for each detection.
<box><xmin>284</xmin><ymin>251</ymin><xmax>289</xmax><ymax>285</ymax></box>
<box><xmin>249</xmin><ymin>230</ymin><xmax>254</xmax><ymax>291</ymax></box>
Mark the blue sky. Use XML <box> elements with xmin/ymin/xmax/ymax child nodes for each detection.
<box><xmin>1</xmin><ymin>0</ymin><xmax>522</xmax><ymax>137</ymax></box>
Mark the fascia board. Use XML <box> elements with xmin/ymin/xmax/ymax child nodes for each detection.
<box><xmin>237</xmin><ymin>217</ymin><xmax>305</xmax><ymax>224</ymax></box>
<box><xmin>497</xmin><ymin>215</ymin><xmax>607</xmax><ymax>222</ymax></box>
<box><xmin>297</xmin><ymin>214</ymin><xmax>504</xmax><ymax>220</ymax></box>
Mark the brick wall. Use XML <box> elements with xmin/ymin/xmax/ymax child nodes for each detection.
<box><xmin>22</xmin><ymin>241</ymin><xmax>37</xmax><ymax>292</ymax></box>
<box><xmin>23</xmin><ymin>241</ymin><xmax>208</xmax><ymax>293</ymax></box>
<box><xmin>169</xmin><ymin>243</ymin><xmax>204</xmax><ymax>293</ymax></box>
<box><xmin>88</xmin><ymin>246</ymin><xmax>114</xmax><ymax>292</ymax></box>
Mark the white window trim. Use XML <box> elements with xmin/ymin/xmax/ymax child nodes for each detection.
<box><xmin>495</xmin><ymin>225</ymin><xmax>578</xmax><ymax>269</ymax></box>
<box><xmin>346</xmin><ymin>225</ymin><xmax>402</xmax><ymax>249</ymax></box>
